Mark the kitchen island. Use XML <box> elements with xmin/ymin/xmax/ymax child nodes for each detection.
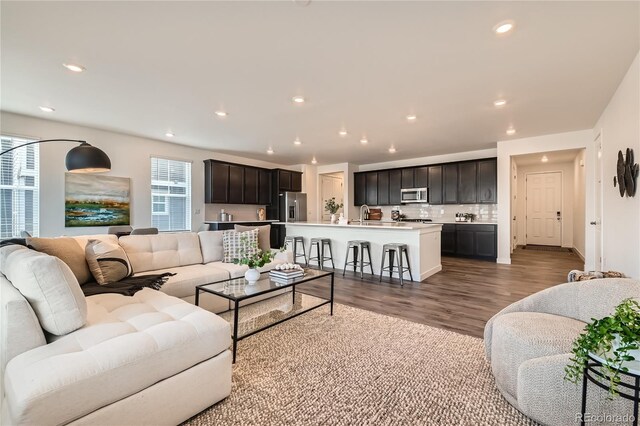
<box><xmin>281</xmin><ymin>221</ymin><xmax>442</xmax><ymax>281</ymax></box>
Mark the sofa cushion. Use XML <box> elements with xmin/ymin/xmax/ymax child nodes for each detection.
<box><xmin>27</xmin><ymin>236</ymin><xmax>93</xmax><ymax>284</ymax></box>
<box><xmin>3</xmin><ymin>289</ymin><xmax>230</xmax><ymax>426</ymax></box>
<box><xmin>3</xmin><ymin>248</ymin><xmax>87</xmax><ymax>335</ymax></box>
<box><xmin>234</xmin><ymin>224</ymin><xmax>271</xmax><ymax>252</ymax></box>
<box><xmin>119</xmin><ymin>233</ymin><xmax>204</xmax><ymax>273</ymax></box>
<box><xmin>212</xmin><ymin>262</ymin><xmax>249</xmax><ymax>278</ymax></box>
<box><xmin>198</xmin><ymin>230</ymin><xmax>224</xmax><ymax>263</ymax></box>
<box><xmin>135</xmin><ymin>263</ymin><xmax>231</xmax><ymax>299</ymax></box>
<box><xmin>85</xmin><ymin>239</ymin><xmax>133</xmax><ymax>284</ymax></box>
<box><xmin>222</xmin><ymin>229</ymin><xmax>258</xmax><ymax>263</ymax></box>
<box><xmin>490</xmin><ymin>312</ymin><xmax>585</xmax><ymax>400</ymax></box>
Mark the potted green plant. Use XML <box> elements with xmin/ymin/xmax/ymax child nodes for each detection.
<box><xmin>324</xmin><ymin>197</ymin><xmax>343</xmax><ymax>224</ymax></box>
<box><xmin>565</xmin><ymin>298</ymin><xmax>640</xmax><ymax>397</ymax></box>
<box><xmin>233</xmin><ymin>234</ymin><xmax>275</xmax><ymax>283</ymax></box>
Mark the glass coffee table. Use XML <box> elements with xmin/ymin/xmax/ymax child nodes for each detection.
<box><xmin>195</xmin><ymin>268</ymin><xmax>334</xmax><ymax>363</ymax></box>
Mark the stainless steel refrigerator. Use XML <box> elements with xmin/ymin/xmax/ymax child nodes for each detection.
<box><xmin>281</xmin><ymin>192</ymin><xmax>307</xmax><ymax>222</ymax></box>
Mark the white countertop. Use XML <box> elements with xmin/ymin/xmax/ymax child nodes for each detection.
<box><xmin>205</xmin><ymin>220</ymin><xmax>279</xmax><ymax>224</ymax></box>
<box><xmin>277</xmin><ymin>221</ymin><xmax>442</xmax><ymax>230</ymax></box>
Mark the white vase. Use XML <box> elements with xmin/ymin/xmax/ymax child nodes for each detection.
<box><xmin>244</xmin><ymin>268</ymin><xmax>260</xmax><ymax>283</ymax></box>
<box><xmin>330</xmin><ymin>213</ymin><xmax>337</xmax><ymax>224</ymax></box>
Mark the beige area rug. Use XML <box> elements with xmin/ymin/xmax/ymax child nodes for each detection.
<box><xmin>185</xmin><ymin>301</ymin><xmax>536</xmax><ymax>426</ymax></box>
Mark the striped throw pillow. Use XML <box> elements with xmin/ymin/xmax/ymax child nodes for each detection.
<box><xmin>85</xmin><ymin>240</ymin><xmax>133</xmax><ymax>285</ymax></box>
<box><xmin>223</xmin><ymin>229</ymin><xmax>258</xmax><ymax>263</ymax></box>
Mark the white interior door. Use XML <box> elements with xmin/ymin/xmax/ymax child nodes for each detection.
<box><xmin>320</xmin><ymin>175</ymin><xmax>343</xmax><ymax>221</ymax></box>
<box><xmin>511</xmin><ymin>160</ymin><xmax>518</xmax><ymax>252</ymax></box>
<box><xmin>526</xmin><ymin>172</ymin><xmax>562</xmax><ymax>246</ymax></box>
<box><xmin>593</xmin><ymin>133</ymin><xmax>603</xmax><ymax>269</ymax></box>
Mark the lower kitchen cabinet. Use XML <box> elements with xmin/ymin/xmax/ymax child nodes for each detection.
<box><xmin>441</xmin><ymin>224</ymin><xmax>497</xmax><ymax>261</ymax></box>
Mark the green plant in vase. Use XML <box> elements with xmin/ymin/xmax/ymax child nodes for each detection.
<box><xmin>564</xmin><ymin>298</ymin><xmax>640</xmax><ymax>397</ymax></box>
<box><xmin>324</xmin><ymin>197</ymin><xmax>343</xmax><ymax>223</ymax></box>
<box><xmin>233</xmin><ymin>233</ymin><xmax>275</xmax><ymax>283</ymax></box>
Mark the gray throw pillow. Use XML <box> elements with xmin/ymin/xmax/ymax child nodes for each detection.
<box><xmin>85</xmin><ymin>239</ymin><xmax>133</xmax><ymax>284</ymax></box>
<box><xmin>234</xmin><ymin>224</ymin><xmax>271</xmax><ymax>252</ymax></box>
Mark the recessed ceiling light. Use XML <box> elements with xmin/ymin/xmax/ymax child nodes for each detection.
<box><xmin>406</xmin><ymin>114</ymin><xmax>417</xmax><ymax>121</ymax></box>
<box><xmin>506</xmin><ymin>128</ymin><xmax>516</xmax><ymax>136</ymax></box>
<box><xmin>267</xmin><ymin>147</ymin><xmax>274</xmax><ymax>155</ymax></box>
<box><xmin>339</xmin><ymin>129</ymin><xmax>348</xmax><ymax>137</ymax></box>
<box><xmin>292</xmin><ymin>96</ymin><xmax>305</xmax><ymax>104</ymax></box>
<box><xmin>165</xmin><ymin>132</ymin><xmax>174</xmax><ymax>138</ymax></box>
<box><xmin>39</xmin><ymin>106</ymin><xmax>55</xmax><ymax>112</ymax></box>
<box><xmin>215</xmin><ymin>111</ymin><xmax>228</xmax><ymax>117</ymax></box>
<box><xmin>294</xmin><ymin>137</ymin><xmax>302</xmax><ymax>145</ymax></box>
<box><xmin>388</xmin><ymin>146</ymin><xmax>397</xmax><ymax>153</ymax></box>
<box><xmin>360</xmin><ymin>137</ymin><xmax>368</xmax><ymax>144</ymax></box>
<box><xmin>494</xmin><ymin>20</ymin><xmax>515</xmax><ymax>34</ymax></box>
<box><xmin>541</xmin><ymin>155</ymin><xmax>549</xmax><ymax>163</ymax></box>
<box><xmin>493</xmin><ymin>99</ymin><xmax>507</xmax><ymax>107</ymax></box>
<box><xmin>311</xmin><ymin>157</ymin><xmax>317</xmax><ymax>165</ymax></box>
<box><xmin>63</xmin><ymin>63</ymin><xmax>85</xmax><ymax>73</ymax></box>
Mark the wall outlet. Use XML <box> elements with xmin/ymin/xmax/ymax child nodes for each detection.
<box><xmin>440</xmin><ymin>208</ymin><xmax>445</xmax><ymax>214</ymax></box>
<box><xmin>194</xmin><ymin>209</ymin><xmax>201</xmax><ymax>215</ymax></box>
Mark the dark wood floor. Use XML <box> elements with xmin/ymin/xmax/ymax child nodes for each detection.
<box><xmin>303</xmin><ymin>248</ymin><xmax>584</xmax><ymax>338</ymax></box>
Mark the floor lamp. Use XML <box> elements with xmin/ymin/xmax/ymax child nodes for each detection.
<box><xmin>0</xmin><ymin>139</ymin><xmax>111</xmax><ymax>173</ymax></box>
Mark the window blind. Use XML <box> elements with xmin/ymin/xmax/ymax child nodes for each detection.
<box><xmin>151</xmin><ymin>157</ymin><xmax>192</xmax><ymax>232</ymax></box>
<box><xmin>0</xmin><ymin>136</ymin><xmax>40</xmax><ymax>238</ymax></box>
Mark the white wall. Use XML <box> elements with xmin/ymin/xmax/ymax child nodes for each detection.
<box><xmin>0</xmin><ymin>111</ymin><xmax>292</xmax><ymax>236</ymax></box>
<box><xmin>573</xmin><ymin>150</ymin><xmax>586</xmax><ymax>259</ymax></box>
<box><xmin>314</xmin><ymin>163</ymin><xmax>358</xmax><ymax>221</ymax></box>
<box><xmin>300</xmin><ymin>164</ymin><xmax>318</xmax><ymax>222</ymax></box>
<box><xmin>593</xmin><ymin>51</ymin><xmax>640</xmax><ymax>278</ymax></box>
<box><xmin>516</xmin><ymin>162</ymin><xmax>575</xmax><ymax>248</ymax></box>
<box><xmin>496</xmin><ymin>129</ymin><xmax>592</xmax><ymax>264</ymax></box>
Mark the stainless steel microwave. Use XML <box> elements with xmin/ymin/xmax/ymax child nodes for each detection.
<box><xmin>401</xmin><ymin>187</ymin><xmax>429</xmax><ymax>204</ymax></box>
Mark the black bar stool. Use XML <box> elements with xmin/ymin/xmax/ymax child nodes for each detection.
<box><xmin>284</xmin><ymin>235</ymin><xmax>306</xmax><ymax>264</ymax></box>
<box><xmin>342</xmin><ymin>240</ymin><xmax>374</xmax><ymax>278</ymax></box>
<box><xmin>308</xmin><ymin>238</ymin><xmax>335</xmax><ymax>270</ymax></box>
<box><xmin>379</xmin><ymin>243</ymin><xmax>413</xmax><ymax>286</ymax></box>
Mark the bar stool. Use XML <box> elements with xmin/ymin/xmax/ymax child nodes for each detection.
<box><xmin>342</xmin><ymin>240</ymin><xmax>374</xmax><ymax>278</ymax></box>
<box><xmin>284</xmin><ymin>235</ymin><xmax>307</xmax><ymax>264</ymax></box>
<box><xmin>379</xmin><ymin>243</ymin><xmax>413</xmax><ymax>286</ymax></box>
<box><xmin>308</xmin><ymin>238</ymin><xmax>335</xmax><ymax>270</ymax></box>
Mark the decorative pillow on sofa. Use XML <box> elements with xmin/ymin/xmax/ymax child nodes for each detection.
<box><xmin>85</xmin><ymin>240</ymin><xmax>133</xmax><ymax>285</ymax></box>
<box><xmin>3</xmin><ymin>248</ymin><xmax>87</xmax><ymax>336</ymax></box>
<box><xmin>234</xmin><ymin>224</ymin><xmax>271</xmax><ymax>252</ymax></box>
<box><xmin>26</xmin><ymin>237</ymin><xmax>92</xmax><ymax>285</ymax></box>
<box><xmin>198</xmin><ymin>230</ymin><xmax>224</xmax><ymax>263</ymax></box>
<box><xmin>222</xmin><ymin>229</ymin><xmax>258</xmax><ymax>263</ymax></box>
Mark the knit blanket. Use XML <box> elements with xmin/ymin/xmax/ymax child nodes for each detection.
<box><xmin>81</xmin><ymin>273</ymin><xmax>176</xmax><ymax>297</ymax></box>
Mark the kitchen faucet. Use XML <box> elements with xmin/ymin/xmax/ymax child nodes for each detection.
<box><xmin>359</xmin><ymin>204</ymin><xmax>370</xmax><ymax>224</ymax></box>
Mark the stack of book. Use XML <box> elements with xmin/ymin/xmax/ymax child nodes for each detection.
<box><xmin>269</xmin><ymin>268</ymin><xmax>304</xmax><ymax>284</ymax></box>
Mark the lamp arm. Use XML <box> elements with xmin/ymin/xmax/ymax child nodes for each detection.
<box><xmin>0</xmin><ymin>139</ymin><xmax>86</xmax><ymax>156</ymax></box>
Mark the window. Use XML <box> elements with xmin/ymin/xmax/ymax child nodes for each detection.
<box><xmin>0</xmin><ymin>136</ymin><xmax>40</xmax><ymax>238</ymax></box>
<box><xmin>151</xmin><ymin>157</ymin><xmax>191</xmax><ymax>231</ymax></box>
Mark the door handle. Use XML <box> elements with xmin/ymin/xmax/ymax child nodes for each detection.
<box><xmin>590</xmin><ymin>221</ymin><xmax>597</xmax><ymax>225</ymax></box>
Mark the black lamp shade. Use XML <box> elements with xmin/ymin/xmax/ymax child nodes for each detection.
<box><xmin>65</xmin><ymin>142</ymin><xmax>111</xmax><ymax>173</ymax></box>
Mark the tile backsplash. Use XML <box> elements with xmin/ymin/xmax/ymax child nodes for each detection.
<box><xmin>205</xmin><ymin>204</ymin><xmax>267</xmax><ymax>221</ymax></box>
<box><xmin>374</xmin><ymin>204</ymin><xmax>498</xmax><ymax>223</ymax></box>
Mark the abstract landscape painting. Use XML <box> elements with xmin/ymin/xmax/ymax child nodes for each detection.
<box><xmin>65</xmin><ymin>173</ymin><xmax>130</xmax><ymax>227</ymax></box>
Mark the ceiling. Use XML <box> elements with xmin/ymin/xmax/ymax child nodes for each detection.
<box><xmin>1</xmin><ymin>2</ymin><xmax>638</xmax><ymax>166</ymax></box>
<box><xmin>513</xmin><ymin>149</ymin><xmax>583</xmax><ymax>166</ymax></box>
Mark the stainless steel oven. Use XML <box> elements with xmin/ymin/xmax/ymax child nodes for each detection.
<box><xmin>400</xmin><ymin>187</ymin><xmax>429</xmax><ymax>204</ymax></box>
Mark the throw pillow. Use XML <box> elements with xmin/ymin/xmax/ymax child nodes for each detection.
<box><xmin>234</xmin><ymin>224</ymin><xmax>271</xmax><ymax>253</ymax></box>
<box><xmin>3</xmin><ymin>248</ymin><xmax>87</xmax><ymax>336</ymax></box>
<box><xmin>198</xmin><ymin>230</ymin><xmax>224</xmax><ymax>263</ymax></box>
<box><xmin>26</xmin><ymin>237</ymin><xmax>92</xmax><ymax>285</ymax></box>
<box><xmin>222</xmin><ymin>229</ymin><xmax>258</xmax><ymax>263</ymax></box>
<box><xmin>85</xmin><ymin>239</ymin><xmax>133</xmax><ymax>285</ymax></box>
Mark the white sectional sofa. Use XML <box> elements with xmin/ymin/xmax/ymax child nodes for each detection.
<box><xmin>0</xmin><ymin>230</ymin><xmax>291</xmax><ymax>425</ymax></box>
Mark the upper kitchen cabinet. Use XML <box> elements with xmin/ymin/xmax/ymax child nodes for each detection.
<box><xmin>354</xmin><ymin>172</ymin><xmax>366</xmax><ymax>206</ymax></box>
<box><xmin>401</xmin><ymin>168</ymin><xmax>415</xmax><ymax>189</ymax></box>
<box><xmin>204</xmin><ymin>160</ymin><xmax>230</xmax><ymax>204</ymax></box>
<box><xmin>427</xmin><ymin>166</ymin><xmax>443</xmax><ymax>204</ymax></box>
<box><xmin>443</xmin><ymin>163</ymin><xmax>458</xmax><ymax>204</ymax></box>
<box><xmin>389</xmin><ymin>169</ymin><xmax>402</xmax><ymax>205</ymax></box>
<box><xmin>377</xmin><ymin>171</ymin><xmax>390</xmax><ymax>206</ymax></box>
<box><xmin>274</xmin><ymin>169</ymin><xmax>303</xmax><ymax>192</ymax></box>
<box><xmin>228</xmin><ymin>164</ymin><xmax>245</xmax><ymax>204</ymax></box>
<box><xmin>365</xmin><ymin>172</ymin><xmax>378</xmax><ymax>206</ymax></box>
<box><xmin>243</xmin><ymin>167</ymin><xmax>259</xmax><ymax>205</ymax></box>
<box><xmin>258</xmin><ymin>169</ymin><xmax>271</xmax><ymax>205</ymax></box>
<box><xmin>414</xmin><ymin>166</ymin><xmax>429</xmax><ymax>188</ymax></box>
<box><xmin>477</xmin><ymin>158</ymin><xmax>497</xmax><ymax>204</ymax></box>
<box><xmin>457</xmin><ymin>161</ymin><xmax>477</xmax><ymax>204</ymax></box>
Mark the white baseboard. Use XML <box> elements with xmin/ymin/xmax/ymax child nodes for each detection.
<box><xmin>419</xmin><ymin>265</ymin><xmax>442</xmax><ymax>281</ymax></box>
<box><xmin>573</xmin><ymin>247</ymin><xmax>585</xmax><ymax>262</ymax></box>
<box><xmin>497</xmin><ymin>257</ymin><xmax>511</xmax><ymax>265</ymax></box>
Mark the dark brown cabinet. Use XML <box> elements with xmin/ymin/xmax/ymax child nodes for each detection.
<box><xmin>377</xmin><ymin>171</ymin><xmax>390</xmax><ymax>206</ymax></box>
<box><xmin>414</xmin><ymin>166</ymin><xmax>429</xmax><ymax>188</ymax></box>
<box><xmin>258</xmin><ymin>169</ymin><xmax>271</xmax><ymax>205</ymax></box>
<box><xmin>278</xmin><ymin>170</ymin><xmax>292</xmax><ymax>191</ymax></box>
<box><xmin>441</xmin><ymin>224</ymin><xmax>456</xmax><ymax>255</ymax></box>
<box><xmin>366</xmin><ymin>172</ymin><xmax>378</xmax><ymax>206</ymax></box>
<box><xmin>474</xmin><ymin>225</ymin><xmax>497</xmax><ymax>258</ymax></box>
<box><xmin>428</xmin><ymin>166</ymin><xmax>443</xmax><ymax>204</ymax></box>
<box><xmin>354</xmin><ymin>173</ymin><xmax>366</xmax><ymax>206</ymax></box>
<box><xmin>243</xmin><ymin>167</ymin><xmax>259</xmax><ymax>205</ymax></box>
<box><xmin>228</xmin><ymin>165</ymin><xmax>244</xmax><ymax>204</ymax></box>
<box><xmin>291</xmin><ymin>172</ymin><xmax>302</xmax><ymax>192</ymax></box>
<box><xmin>389</xmin><ymin>169</ymin><xmax>402</xmax><ymax>205</ymax></box>
<box><xmin>401</xmin><ymin>168</ymin><xmax>415</xmax><ymax>189</ymax></box>
<box><xmin>274</xmin><ymin>169</ymin><xmax>302</xmax><ymax>192</ymax></box>
<box><xmin>443</xmin><ymin>224</ymin><xmax>497</xmax><ymax>260</ymax></box>
<box><xmin>205</xmin><ymin>161</ymin><xmax>230</xmax><ymax>204</ymax></box>
<box><xmin>458</xmin><ymin>162</ymin><xmax>477</xmax><ymax>204</ymax></box>
<box><xmin>455</xmin><ymin>227</ymin><xmax>475</xmax><ymax>256</ymax></box>
<box><xmin>443</xmin><ymin>164</ymin><xmax>458</xmax><ymax>204</ymax></box>
<box><xmin>477</xmin><ymin>159</ymin><xmax>497</xmax><ymax>204</ymax></box>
